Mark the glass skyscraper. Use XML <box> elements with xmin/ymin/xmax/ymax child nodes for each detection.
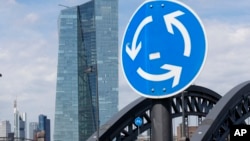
<box><xmin>54</xmin><ymin>0</ymin><xmax>118</xmax><ymax>140</ymax></box>
<box><xmin>13</xmin><ymin>100</ymin><xmax>27</xmax><ymax>139</ymax></box>
<box><xmin>39</xmin><ymin>115</ymin><xmax>50</xmax><ymax>141</ymax></box>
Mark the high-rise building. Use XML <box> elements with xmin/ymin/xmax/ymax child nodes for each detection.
<box><xmin>0</xmin><ymin>120</ymin><xmax>11</xmax><ymax>137</ymax></box>
<box><xmin>29</xmin><ymin>122</ymin><xmax>38</xmax><ymax>140</ymax></box>
<box><xmin>13</xmin><ymin>99</ymin><xmax>27</xmax><ymax>139</ymax></box>
<box><xmin>38</xmin><ymin>115</ymin><xmax>50</xmax><ymax>141</ymax></box>
<box><xmin>54</xmin><ymin>0</ymin><xmax>118</xmax><ymax>140</ymax></box>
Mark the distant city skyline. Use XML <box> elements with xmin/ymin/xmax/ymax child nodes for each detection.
<box><xmin>0</xmin><ymin>111</ymin><xmax>51</xmax><ymax>140</ymax></box>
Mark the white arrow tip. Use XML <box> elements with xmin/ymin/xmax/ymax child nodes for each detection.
<box><xmin>164</xmin><ymin>10</ymin><xmax>185</xmax><ymax>34</ymax></box>
<box><xmin>161</xmin><ymin>64</ymin><xmax>182</xmax><ymax>87</ymax></box>
<box><xmin>126</xmin><ymin>42</ymin><xmax>142</xmax><ymax>61</ymax></box>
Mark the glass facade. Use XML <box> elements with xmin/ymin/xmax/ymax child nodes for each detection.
<box><xmin>14</xmin><ymin>100</ymin><xmax>27</xmax><ymax>139</ymax></box>
<box><xmin>38</xmin><ymin>115</ymin><xmax>50</xmax><ymax>141</ymax></box>
<box><xmin>94</xmin><ymin>0</ymin><xmax>119</xmax><ymax>125</ymax></box>
<box><xmin>54</xmin><ymin>0</ymin><xmax>118</xmax><ymax>140</ymax></box>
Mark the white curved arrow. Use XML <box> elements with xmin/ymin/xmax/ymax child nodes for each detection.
<box><xmin>164</xmin><ymin>10</ymin><xmax>191</xmax><ymax>57</ymax></box>
<box><xmin>137</xmin><ymin>64</ymin><xmax>182</xmax><ymax>87</ymax></box>
<box><xmin>126</xmin><ymin>16</ymin><xmax>153</xmax><ymax>60</ymax></box>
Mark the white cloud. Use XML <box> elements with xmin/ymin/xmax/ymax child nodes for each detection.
<box><xmin>118</xmin><ymin>71</ymin><xmax>140</xmax><ymax>109</ymax></box>
<box><xmin>229</xmin><ymin>26</ymin><xmax>250</xmax><ymax>45</ymax></box>
<box><xmin>0</xmin><ymin>49</ymin><xmax>10</xmax><ymax>60</ymax></box>
<box><xmin>24</xmin><ymin>13</ymin><xmax>39</xmax><ymax>24</ymax></box>
<box><xmin>0</xmin><ymin>1</ymin><xmax>57</xmax><ymax>130</ymax></box>
<box><xmin>0</xmin><ymin>0</ymin><xmax>17</xmax><ymax>8</ymax></box>
<box><xmin>195</xmin><ymin>21</ymin><xmax>250</xmax><ymax>95</ymax></box>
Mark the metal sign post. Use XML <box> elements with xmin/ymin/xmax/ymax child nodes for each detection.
<box><xmin>134</xmin><ymin>117</ymin><xmax>143</xmax><ymax>139</ymax></box>
<box><xmin>151</xmin><ymin>98</ymin><xmax>172</xmax><ymax>141</ymax></box>
<box><xmin>121</xmin><ymin>0</ymin><xmax>207</xmax><ymax>140</ymax></box>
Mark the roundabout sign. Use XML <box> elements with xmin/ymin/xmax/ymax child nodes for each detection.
<box><xmin>121</xmin><ymin>0</ymin><xmax>207</xmax><ymax>98</ymax></box>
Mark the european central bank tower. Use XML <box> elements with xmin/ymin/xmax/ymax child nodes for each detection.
<box><xmin>54</xmin><ymin>0</ymin><xmax>118</xmax><ymax>140</ymax></box>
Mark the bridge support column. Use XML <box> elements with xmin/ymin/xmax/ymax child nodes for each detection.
<box><xmin>151</xmin><ymin>98</ymin><xmax>172</xmax><ymax>141</ymax></box>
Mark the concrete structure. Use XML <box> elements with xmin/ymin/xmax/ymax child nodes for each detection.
<box><xmin>13</xmin><ymin>99</ymin><xmax>27</xmax><ymax>139</ymax></box>
<box><xmin>0</xmin><ymin>120</ymin><xmax>11</xmax><ymax>137</ymax></box>
<box><xmin>54</xmin><ymin>0</ymin><xmax>118</xmax><ymax>140</ymax></box>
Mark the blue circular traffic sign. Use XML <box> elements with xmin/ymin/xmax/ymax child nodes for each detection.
<box><xmin>121</xmin><ymin>0</ymin><xmax>207</xmax><ymax>98</ymax></box>
<box><xmin>134</xmin><ymin>117</ymin><xmax>143</xmax><ymax>127</ymax></box>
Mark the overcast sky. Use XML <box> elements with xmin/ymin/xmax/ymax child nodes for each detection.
<box><xmin>1</xmin><ymin>0</ymin><xmax>250</xmax><ymax>139</ymax></box>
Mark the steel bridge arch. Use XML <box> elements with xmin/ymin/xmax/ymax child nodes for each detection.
<box><xmin>87</xmin><ymin>85</ymin><xmax>221</xmax><ymax>141</ymax></box>
<box><xmin>191</xmin><ymin>81</ymin><xmax>250</xmax><ymax>141</ymax></box>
